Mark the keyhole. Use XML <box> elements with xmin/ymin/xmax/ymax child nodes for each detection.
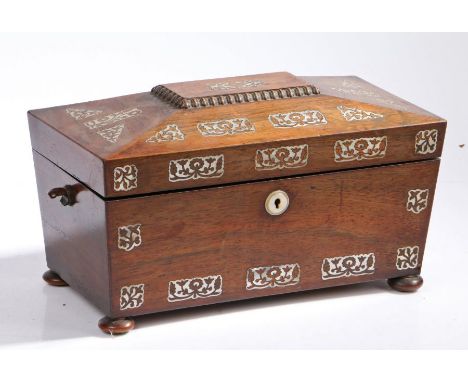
<box><xmin>265</xmin><ymin>190</ymin><xmax>289</xmax><ymax>216</ymax></box>
<box><xmin>274</xmin><ymin>198</ymin><xmax>281</xmax><ymax>209</ymax></box>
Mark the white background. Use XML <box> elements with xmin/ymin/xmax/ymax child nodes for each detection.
<box><xmin>0</xmin><ymin>33</ymin><xmax>467</xmax><ymax>355</ymax></box>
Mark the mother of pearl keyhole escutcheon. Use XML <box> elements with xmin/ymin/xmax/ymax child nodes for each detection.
<box><xmin>265</xmin><ymin>190</ymin><xmax>289</xmax><ymax>216</ymax></box>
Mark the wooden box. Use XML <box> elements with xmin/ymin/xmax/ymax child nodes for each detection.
<box><xmin>28</xmin><ymin>72</ymin><xmax>446</xmax><ymax>334</ymax></box>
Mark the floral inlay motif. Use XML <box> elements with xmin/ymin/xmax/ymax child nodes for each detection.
<box><xmin>169</xmin><ymin>155</ymin><xmax>224</xmax><ymax>182</ymax></box>
<box><xmin>255</xmin><ymin>144</ymin><xmax>308</xmax><ymax>171</ymax></box>
<box><xmin>84</xmin><ymin>108</ymin><xmax>142</xmax><ymax>129</ymax></box>
<box><xmin>268</xmin><ymin>110</ymin><xmax>327</xmax><ymax>128</ymax></box>
<box><xmin>114</xmin><ymin>164</ymin><xmax>138</xmax><ymax>191</ymax></box>
<box><xmin>334</xmin><ymin>136</ymin><xmax>387</xmax><ymax>162</ymax></box>
<box><xmin>167</xmin><ymin>275</ymin><xmax>222</xmax><ymax>302</ymax></box>
<box><xmin>246</xmin><ymin>263</ymin><xmax>300</xmax><ymax>290</ymax></box>
<box><xmin>146</xmin><ymin>124</ymin><xmax>185</xmax><ymax>143</ymax></box>
<box><xmin>197</xmin><ymin>118</ymin><xmax>255</xmax><ymax>137</ymax></box>
<box><xmin>415</xmin><ymin>129</ymin><xmax>438</xmax><ymax>154</ymax></box>
<box><xmin>330</xmin><ymin>80</ymin><xmax>409</xmax><ymax>111</ymax></box>
<box><xmin>321</xmin><ymin>253</ymin><xmax>375</xmax><ymax>280</ymax></box>
<box><xmin>396</xmin><ymin>246</ymin><xmax>419</xmax><ymax>270</ymax></box>
<box><xmin>120</xmin><ymin>284</ymin><xmax>144</xmax><ymax>310</ymax></box>
<box><xmin>97</xmin><ymin>124</ymin><xmax>124</xmax><ymax>143</ymax></box>
<box><xmin>407</xmin><ymin>189</ymin><xmax>429</xmax><ymax>214</ymax></box>
<box><xmin>66</xmin><ymin>108</ymin><xmax>103</xmax><ymax>121</ymax></box>
<box><xmin>337</xmin><ymin>105</ymin><xmax>384</xmax><ymax>121</ymax></box>
<box><xmin>208</xmin><ymin>80</ymin><xmax>263</xmax><ymax>91</ymax></box>
<box><xmin>118</xmin><ymin>224</ymin><xmax>142</xmax><ymax>252</ymax></box>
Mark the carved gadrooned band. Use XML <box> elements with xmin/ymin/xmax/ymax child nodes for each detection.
<box><xmin>151</xmin><ymin>84</ymin><xmax>320</xmax><ymax>109</ymax></box>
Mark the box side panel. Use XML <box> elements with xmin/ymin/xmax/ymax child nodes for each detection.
<box><xmin>28</xmin><ymin>112</ymin><xmax>105</xmax><ymax>196</ymax></box>
<box><xmin>33</xmin><ymin>151</ymin><xmax>111</xmax><ymax>315</ymax></box>
<box><xmin>107</xmin><ymin>159</ymin><xmax>439</xmax><ymax>317</ymax></box>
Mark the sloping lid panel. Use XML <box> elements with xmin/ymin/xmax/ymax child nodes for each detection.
<box><xmin>28</xmin><ymin>73</ymin><xmax>446</xmax><ymax>198</ymax></box>
<box><xmin>28</xmin><ymin>91</ymin><xmax>176</xmax><ymax>196</ymax></box>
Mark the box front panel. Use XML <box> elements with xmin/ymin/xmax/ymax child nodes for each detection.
<box><xmin>107</xmin><ymin>160</ymin><xmax>439</xmax><ymax>317</ymax></box>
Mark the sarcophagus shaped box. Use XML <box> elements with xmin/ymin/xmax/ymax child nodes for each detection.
<box><xmin>28</xmin><ymin>72</ymin><xmax>446</xmax><ymax>334</ymax></box>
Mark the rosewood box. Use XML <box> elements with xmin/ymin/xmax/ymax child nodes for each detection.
<box><xmin>28</xmin><ymin>72</ymin><xmax>446</xmax><ymax>334</ymax></box>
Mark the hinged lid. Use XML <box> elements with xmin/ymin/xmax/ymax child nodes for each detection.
<box><xmin>28</xmin><ymin>72</ymin><xmax>446</xmax><ymax>198</ymax></box>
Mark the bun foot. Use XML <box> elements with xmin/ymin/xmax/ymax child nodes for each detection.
<box><xmin>98</xmin><ymin>316</ymin><xmax>135</xmax><ymax>335</ymax></box>
<box><xmin>42</xmin><ymin>270</ymin><xmax>69</xmax><ymax>287</ymax></box>
<box><xmin>388</xmin><ymin>274</ymin><xmax>423</xmax><ymax>293</ymax></box>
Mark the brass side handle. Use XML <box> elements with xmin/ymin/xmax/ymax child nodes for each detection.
<box><xmin>48</xmin><ymin>185</ymin><xmax>77</xmax><ymax>206</ymax></box>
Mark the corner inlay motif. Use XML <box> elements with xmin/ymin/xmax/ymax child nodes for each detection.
<box><xmin>406</xmin><ymin>189</ymin><xmax>429</xmax><ymax>214</ymax></box>
<box><xmin>396</xmin><ymin>246</ymin><xmax>419</xmax><ymax>270</ymax></box>
<box><xmin>120</xmin><ymin>284</ymin><xmax>144</xmax><ymax>310</ymax></box>
<box><xmin>114</xmin><ymin>164</ymin><xmax>138</xmax><ymax>191</ymax></box>
<box><xmin>415</xmin><ymin>129</ymin><xmax>438</xmax><ymax>154</ymax></box>
<box><xmin>118</xmin><ymin>224</ymin><xmax>142</xmax><ymax>252</ymax></box>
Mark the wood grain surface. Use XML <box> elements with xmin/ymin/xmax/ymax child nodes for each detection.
<box><xmin>33</xmin><ymin>152</ymin><xmax>111</xmax><ymax>314</ymax></box>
